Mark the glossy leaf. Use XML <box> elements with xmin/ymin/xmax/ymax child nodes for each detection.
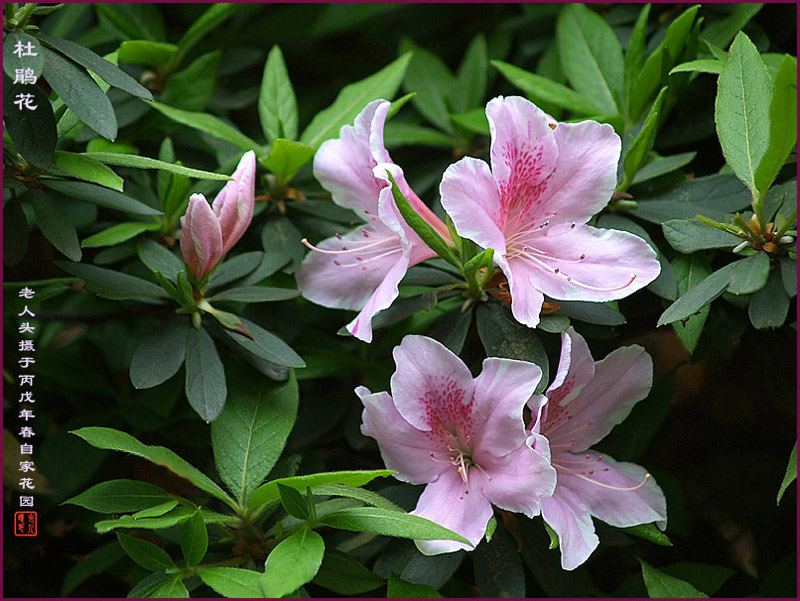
<box><xmin>312</xmin><ymin>553</ymin><xmax>384</xmax><ymax>595</ymax></box>
<box><xmin>161</xmin><ymin>51</ymin><xmax>220</xmax><ymax>112</ymax></box>
<box><xmin>639</xmin><ymin>559</ymin><xmax>708</xmax><ymax>598</ymax></box>
<box><xmin>118</xmin><ymin>40</ymin><xmax>177</xmax><ymax>68</ymax></box>
<box><xmin>453</xmin><ymin>33</ymin><xmax>488</xmax><ymax>112</ymax></box>
<box><xmin>262</xmin><ymin>138</ymin><xmax>315</xmax><ymax>184</ymax></box>
<box><xmin>621</xmin><ymin>523</ymin><xmax>673</xmax><ymax>547</ymax></box>
<box><xmin>199</xmin><ymin>568</ymin><xmax>265</xmax><ymax>598</ymax></box>
<box><xmin>64</xmin><ymin>479</ymin><xmax>173</xmax><ymax>513</ymax></box>
<box><xmin>261</xmin><ymin>529</ymin><xmax>325</xmax><ymax>598</ymax></box>
<box><xmin>387</xmin><ymin>574</ymin><xmax>442</xmax><ymax>598</ymax></box>
<box><xmin>185</xmin><ymin>327</ymin><xmax>227</xmax><ymax>422</ymax></box>
<box><xmin>53</xmin><ymin>151</ymin><xmax>124</xmax><ymax>191</ymax></box>
<box><xmin>320</xmin><ymin>507</ymin><xmax>472</xmax><ymax>545</ymax></box>
<box><xmin>180</xmin><ymin>510</ymin><xmax>208</xmax><ymax>567</ymax></box>
<box><xmin>632</xmin><ymin>152</ymin><xmax>696</xmax><ymax>185</ymax></box>
<box><xmin>117</xmin><ymin>532</ymin><xmax>175</xmax><ymax>573</ymax></box>
<box><xmin>622</xmin><ymin>87</ymin><xmax>667</xmax><ymax>191</ymax></box>
<box><xmin>81</xmin><ymin>222</ymin><xmax>156</xmax><ymax>248</ymax></box>
<box><xmin>82</xmin><ymin>151</ymin><xmax>232</xmax><ymax>181</ymax></box>
<box><xmin>777</xmin><ymin>442</ymin><xmax>797</xmax><ymax>505</ymax></box>
<box><xmin>259</xmin><ymin>45</ymin><xmax>299</xmax><ymax>143</ymax></box>
<box><xmin>401</xmin><ymin>40</ymin><xmax>456</xmax><ymax>131</ymax></box>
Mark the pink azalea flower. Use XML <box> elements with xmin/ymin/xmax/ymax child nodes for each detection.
<box><xmin>358</xmin><ymin>334</ymin><xmax>557</xmax><ymax>554</ymax></box>
<box><xmin>440</xmin><ymin>96</ymin><xmax>660</xmax><ymax>328</ymax></box>
<box><xmin>180</xmin><ymin>150</ymin><xmax>257</xmax><ymax>282</ymax></box>
<box><xmin>528</xmin><ymin>327</ymin><xmax>667</xmax><ymax>570</ymax></box>
<box><xmin>296</xmin><ymin>100</ymin><xmax>451</xmax><ymax>343</ymax></box>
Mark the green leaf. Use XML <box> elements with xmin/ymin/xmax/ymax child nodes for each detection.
<box><xmin>248</xmin><ymin>470</ymin><xmax>393</xmax><ymax>512</ymax></box>
<box><xmin>161</xmin><ymin>51</ymin><xmax>220</xmax><ymax>112</ymax></box>
<box><xmin>777</xmin><ymin>442</ymin><xmax>797</xmax><ymax>504</ymax></box>
<box><xmin>702</xmin><ymin>3</ymin><xmax>764</xmax><ymax>49</ymax></box>
<box><xmin>119</xmin><ymin>40</ymin><xmax>177</xmax><ymax>68</ymax></box>
<box><xmin>262</xmin><ymin>529</ymin><xmax>325</xmax><ymax>598</ymax></box>
<box><xmin>657</xmin><ymin>261</ymin><xmax>739</xmax><ymax>326</ymax></box>
<box><xmin>52</xmin><ymin>151</ymin><xmax>124</xmax><ymax>191</ymax></box>
<box><xmin>661</xmin><ymin>563</ymin><xmax>736</xmax><ymax>597</ymax></box>
<box><xmin>491</xmin><ymin>60</ymin><xmax>601</xmax><ymax>116</ymax></box>
<box><xmin>185</xmin><ymin>327</ymin><xmax>227</xmax><ymax>422</ymax></box>
<box><xmin>137</xmin><ymin>575</ymin><xmax>189</xmax><ymax>598</ymax></box>
<box><xmin>3</xmin><ymin>32</ymin><xmax>44</xmax><ymax>80</ymax></box>
<box><xmin>259</xmin><ymin>45</ymin><xmax>299</xmax><ymax>143</ymax></box>
<box><xmin>669</xmin><ymin>59</ymin><xmax>724</xmax><ymax>75</ymax></box>
<box><xmin>779</xmin><ymin>257</ymin><xmax>796</xmax><ymax>298</ymax></box>
<box><xmin>473</xmin><ymin>523</ymin><xmax>526</xmax><ymax>597</ymax></box>
<box><xmin>130</xmin><ymin>320</ymin><xmax>191</xmax><ymax>389</ymax></box>
<box><xmin>3</xmin><ymin>76</ymin><xmax>57</xmax><ymax>168</ymax></box>
<box><xmin>384</xmin><ymin>122</ymin><xmax>458</xmax><ymax>149</ymax></box>
<box><xmin>639</xmin><ymin>559</ymin><xmax>708</xmax><ymax>598</ymax></box>
<box><xmin>70</xmin><ymin>426</ymin><xmax>234</xmax><ymax>507</ymax></box>
<box><xmin>278</xmin><ymin>483</ymin><xmax>311</xmax><ymax>520</ymax></box>
<box><xmin>136</xmin><ymin>239</ymin><xmax>184</xmax><ymax>281</ymax></box>
<box><xmin>313</xmin><ymin>484</ymin><xmax>404</xmax><ymax>512</ymax></box>
<box><xmin>320</xmin><ymin>507</ymin><xmax>472</xmax><ymax>546</ymax></box>
<box><xmin>557</xmin><ymin>4</ymin><xmax>624</xmax><ymax>115</ymax></box>
<box><xmin>624</xmin><ymin>4</ymin><xmax>650</xmax><ymax>114</ymax></box>
<box><xmin>476</xmin><ymin>302</ymin><xmax>548</xmax><ymax>393</ymax></box>
<box><xmin>754</xmin><ymin>54</ymin><xmax>797</xmax><ymax>195</ymax></box>
<box><xmin>146</xmin><ymin>101</ymin><xmax>265</xmax><ymax>159</ymax></box>
<box><xmin>42</xmin><ymin>179</ymin><xmax>161</xmax><ymax>216</ymax></box>
<box><xmin>557</xmin><ymin>300</ymin><xmax>626</xmax><ymax>326</ymax></box>
<box><xmin>453</xmin><ymin>33</ymin><xmax>488</xmax><ymax>112</ymax></box>
<box><xmin>261</xmin><ymin>217</ymin><xmax>305</xmax><ymax>273</ymax></box>
<box><xmin>95</xmin><ymin>506</ymin><xmax>237</xmax><ymax>534</ymax></box>
<box><xmin>621</xmin><ymin>523</ymin><xmax>672</xmax><ymax>547</ymax></box>
<box><xmin>64</xmin><ymin>479</ymin><xmax>172</xmax><ymax>513</ymax></box>
<box><xmin>207</xmin><ymin>252</ymin><xmax>264</xmax><ymax>290</ymax></box>
<box><xmin>621</xmin><ymin>87</ymin><xmax>667</xmax><ymax>190</ymax></box>
<box><xmin>81</xmin><ymin>222</ymin><xmax>155</xmax><ymax>248</ymax></box>
<box><xmin>57</xmin><ymin>262</ymin><xmax>168</xmax><ymax>299</ymax></box>
<box><xmin>180</xmin><ymin>510</ymin><xmax>208</xmax><ymax>567</ymax></box>
<box><xmin>211</xmin><ymin>367</ymin><xmax>298</xmax><ymax>503</ymax></box>
<box><xmin>447</xmin><ymin>109</ymin><xmax>488</xmax><ymax>137</ymax></box>
<box><xmin>715</xmin><ymin>32</ymin><xmax>772</xmax><ymax>195</ymax></box>
<box><xmin>41</xmin><ymin>46</ymin><xmax>117</xmax><ymax>141</ymax></box>
<box><xmin>223</xmin><ymin>317</ymin><xmax>305</xmax><ymax>368</ymax></box>
<box><xmin>174</xmin><ymin>4</ymin><xmax>239</xmax><ymax>69</ymax></box>
<box><xmin>632</xmin><ymin>152</ymin><xmax>696</xmax><ymax>185</ymax></box>
<box><xmin>35</xmin><ymin>33</ymin><xmax>153</xmax><ymax>99</ymax></box>
<box><xmin>313</xmin><ymin>552</ymin><xmax>384</xmax><ymax>595</ymax></box>
<box><xmin>300</xmin><ymin>52</ymin><xmax>412</xmax><ymax>149</ymax></box>
<box><xmin>662</xmin><ymin>220</ymin><xmax>742</xmax><ymax>253</ymax></box>
<box><xmin>117</xmin><ymin>532</ymin><xmax>175</xmax><ymax>573</ymax></box>
<box><xmin>95</xmin><ymin>3</ymin><xmax>165</xmax><ymax>42</ymax></box>
<box><xmin>61</xmin><ymin>541</ymin><xmax>125</xmax><ymax>596</ymax></box>
<box><xmin>133</xmin><ymin>500</ymin><xmax>180</xmax><ymax>519</ymax></box>
<box><xmin>727</xmin><ymin>251</ymin><xmax>770</xmax><ymax>295</ymax></box>
<box><xmin>671</xmin><ymin>253</ymin><xmax>712</xmax><ymax>353</ymax></box>
<box><xmin>263</xmin><ymin>138</ymin><xmax>315</xmax><ymax>184</ymax></box>
<box><xmin>209</xmin><ymin>286</ymin><xmax>299</xmax><ymax>303</ymax></box>
<box><xmin>748</xmin><ymin>268</ymin><xmax>790</xmax><ymax>329</ymax></box>
<box><xmin>199</xmin><ymin>568</ymin><xmax>266</xmax><ymax>598</ymax></box>
<box><xmin>387</xmin><ymin>574</ymin><xmax>442</xmax><ymax>598</ymax></box>
<box><xmin>31</xmin><ymin>189</ymin><xmax>81</xmax><ymax>261</ymax></box>
<box><xmin>82</xmin><ymin>151</ymin><xmax>233</xmax><ymax>181</ymax></box>
<box><xmin>400</xmin><ymin>40</ymin><xmax>456</xmax><ymax>131</ymax></box>
<box><xmin>3</xmin><ymin>198</ymin><xmax>29</xmax><ymax>267</ymax></box>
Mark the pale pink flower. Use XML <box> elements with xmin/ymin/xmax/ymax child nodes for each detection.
<box><xmin>440</xmin><ymin>96</ymin><xmax>660</xmax><ymax>328</ymax></box>
<box><xmin>180</xmin><ymin>150</ymin><xmax>256</xmax><ymax>282</ymax></box>
<box><xmin>296</xmin><ymin>100</ymin><xmax>450</xmax><ymax>343</ymax></box>
<box><xmin>528</xmin><ymin>327</ymin><xmax>667</xmax><ymax>570</ymax></box>
<box><xmin>358</xmin><ymin>335</ymin><xmax>556</xmax><ymax>554</ymax></box>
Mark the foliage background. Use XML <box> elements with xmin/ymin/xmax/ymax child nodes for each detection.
<box><xmin>2</xmin><ymin>3</ymin><xmax>796</xmax><ymax>598</ymax></box>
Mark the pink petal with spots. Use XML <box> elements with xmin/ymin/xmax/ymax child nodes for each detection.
<box><xmin>501</xmin><ymin>253</ymin><xmax>546</xmax><ymax>328</ymax></box>
<box><xmin>470</xmin><ymin>357</ymin><xmax>542</xmax><ymax>457</ymax></box>
<box><xmin>554</xmin><ymin>450</ymin><xmax>667</xmax><ymax>530</ymax></box>
<box><xmin>313</xmin><ymin>100</ymin><xmax>391</xmax><ymax>220</ymax></box>
<box><xmin>412</xmin><ymin>468</ymin><xmax>492</xmax><ymax>555</ymax></box>
<box><xmin>508</xmin><ymin>224</ymin><xmax>660</xmax><ymax>303</ymax></box>
<box><xmin>357</xmin><ymin>387</ymin><xmax>447</xmax><ymax>485</ymax></box>
<box><xmin>541</xmin><ymin>486</ymin><xmax>599</xmax><ymax>571</ymax></box>
<box><xmin>180</xmin><ymin>193</ymin><xmax>223</xmax><ymax>281</ymax></box>
<box><xmin>477</xmin><ymin>440</ymin><xmax>556</xmax><ymax>518</ymax></box>
<box><xmin>486</xmin><ymin>95</ymin><xmax>559</xmax><ymax>234</ymax></box>
<box><xmin>212</xmin><ymin>150</ymin><xmax>256</xmax><ymax>255</ymax></box>
<box><xmin>544</xmin><ymin>343</ymin><xmax>652</xmax><ymax>452</ymax></box>
<box><xmin>390</xmin><ymin>335</ymin><xmax>475</xmax><ymax>434</ymax></box>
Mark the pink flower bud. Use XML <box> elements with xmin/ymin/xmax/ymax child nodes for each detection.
<box><xmin>180</xmin><ymin>193</ymin><xmax>223</xmax><ymax>282</ymax></box>
<box><xmin>212</xmin><ymin>150</ymin><xmax>257</xmax><ymax>256</ymax></box>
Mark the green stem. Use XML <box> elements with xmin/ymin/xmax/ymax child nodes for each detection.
<box><xmin>775</xmin><ymin>207</ymin><xmax>797</xmax><ymax>238</ymax></box>
<box><xmin>14</xmin><ymin>3</ymin><xmax>36</xmax><ymax>28</ymax></box>
<box><xmin>696</xmin><ymin>214</ymin><xmax>746</xmax><ymax>237</ymax></box>
<box><xmin>4</xmin><ymin>3</ymin><xmax>18</xmax><ymax>24</ymax></box>
<box><xmin>752</xmin><ymin>189</ymin><xmax>767</xmax><ymax>235</ymax></box>
<box><xmin>731</xmin><ymin>213</ymin><xmax>765</xmax><ymax>243</ymax></box>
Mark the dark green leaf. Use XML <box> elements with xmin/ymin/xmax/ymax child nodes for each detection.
<box><xmin>300</xmin><ymin>53</ymin><xmax>412</xmax><ymax>149</ymax></box>
<box><xmin>632</xmin><ymin>152</ymin><xmax>696</xmax><ymax>185</ymax></box>
<box><xmin>31</xmin><ymin>189</ymin><xmax>81</xmax><ymax>261</ymax></box>
<box><xmin>427</xmin><ymin>308</ymin><xmax>472</xmax><ymax>354</ymax></box>
<box><xmin>384</xmin><ymin>122</ymin><xmax>458</xmax><ymax>149</ymax></box>
<box><xmin>209</xmin><ymin>286</ymin><xmax>299</xmax><ymax>303</ymax></box>
<box><xmin>3</xmin><ymin>197</ymin><xmax>29</xmax><ymax>267</ymax></box>
<box><xmin>777</xmin><ymin>442</ymin><xmax>797</xmax><ymax>504</ymax></box>
<box><xmin>620</xmin><ymin>523</ymin><xmax>672</xmax><ymax>546</ymax></box>
<box><xmin>61</xmin><ymin>541</ymin><xmax>125</xmax><ymax>596</ymax></box>
<box><xmin>702</xmin><ymin>3</ymin><xmax>763</xmax><ymax>49</ymax></box>
<box><xmin>557</xmin><ymin>300</ymin><xmax>626</xmax><ymax>326</ymax></box>
<box><xmin>136</xmin><ymin>239</ymin><xmax>184</xmax><ymax>281</ymax></box>
<box><xmin>207</xmin><ymin>251</ymin><xmax>264</xmax><ymax>290</ymax></box>
<box><xmin>639</xmin><ymin>559</ymin><xmax>708</xmax><ymax>598</ymax></box>
<box><xmin>262</xmin><ymin>529</ymin><xmax>325</xmax><ymax>598</ymax></box>
<box><xmin>42</xmin><ymin>179</ymin><xmax>161</xmax><ymax>216</ymax></box>
<box><xmin>662</xmin><ymin>220</ymin><xmax>742</xmax><ymax>253</ymax></box>
<box><xmin>473</xmin><ymin>523</ymin><xmax>525</xmax><ymax>597</ymax></box>
<box><xmin>211</xmin><ymin>367</ymin><xmax>298</xmax><ymax>503</ymax></box>
<box><xmin>278</xmin><ymin>483</ymin><xmax>311</xmax><ymax>520</ymax></box>
<box><xmin>161</xmin><ymin>51</ymin><xmax>220</xmax><ymax>112</ymax></box>
<box><xmin>661</xmin><ymin>563</ymin><xmax>735</xmax><ymax>597</ymax></box>
<box><xmin>64</xmin><ymin>479</ymin><xmax>172</xmax><ymax>513</ymax></box>
<box><xmin>261</xmin><ymin>217</ymin><xmax>305</xmax><ymax>273</ymax></box>
<box><xmin>36</xmin><ymin>33</ymin><xmax>153</xmax><ymax>99</ymax></box>
<box><xmin>174</xmin><ymin>4</ymin><xmax>239</xmax><ymax>68</ymax></box>
<box><xmin>748</xmin><ymin>268</ymin><xmax>789</xmax><ymax>329</ymax></box>
<box><xmin>180</xmin><ymin>510</ymin><xmax>208</xmax><ymax>567</ymax></box>
<box><xmin>57</xmin><ymin>262</ymin><xmax>168</xmax><ymax>299</ymax></box>
<box><xmin>3</xmin><ymin>32</ymin><xmax>44</xmax><ymax>80</ymax></box>
<box><xmin>779</xmin><ymin>258</ymin><xmax>796</xmax><ymax>298</ymax></box>
<box><xmin>185</xmin><ymin>327</ymin><xmax>227</xmax><ymax>422</ymax></box>
<box><xmin>130</xmin><ymin>320</ymin><xmax>190</xmax><ymax>389</ymax></box>
<box><xmin>199</xmin><ymin>568</ymin><xmax>265</xmax><ymax>598</ymax></box>
<box><xmin>314</xmin><ymin>484</ymin><xmax>404</xmax><ymax>512</ymax></box>
<box><xmin>313</xmin><ymin>552</ymin><xmax>384</xmax><ymax>595</ymax></box>
<box><xmin>453</xmin><ymin>33</ymin><xmax>488</xmax><ymax>112</ymax></box>
<box><xmin>624</xmin><ymin>3</ymin><xmax>650</xmax><ymax>113</ymax></box>
<box><xmin>671</xmin><ymin>254</ymin><xmax>712</xmax><ymax>353</ymax></box>
<box><xmin>727</xmin><ymin>251</ymin><xmax>770</xmax><ymax>295</ymax></box>
<box><xmin>138</xmin><ymin>575</ymin><xmax>189</xmax><ymax>598</ymax></box>
<box><xmin>224</xmin><ymin>317</ymin><xmax>305</xmax><ymax>368</ymax></box>
<box><xmin>657</xmin><ymin>261</ymin><xmax>739</xmax><ymax>326</ymax></box>
<box><xmin>95</xmin><ymin>4</ymin><xmax>165</xmax><ymax>41</ymax></box>
<box><xmin>259</xmin><ymin>45</ymin><xmax>298</xmax><ymax>143</ymax></box>
<box><xmin>118</xmin><ymin>40</ymin><xmax>177</xmax><ymax>68</ymax></box>
<box><xmin>52</xmin><ymin>151</ymin><xmax>124</xmax><ymax>191</ymax></box>
<box><xmin>41</xmin><ymin>45</ymin><xmax>117</xmax><ymax>141</ymax></box>
<box><xmin>82</xmin><ymin>151</ymin><xmax>233</xmax><ymax>181</ymax></box>
<box><xmin>387</xmin><ymin>574</ymin><xmax>442</xmax><ymax>598</ymax></box>
<box><xmin>3</xmin><ymin>76</ymin><xmax>57</xmax><ymax>168</ymax></box>
<box><xmin>320</xmin><ymin>507</ymin><xmax>470</xmax><ymax>545</ymax></box>
<box><xmin>117</xmin><ymin>532</ymin><xmax>175</xmax><ymax>573</ymax></box>
<box><xmin>400</xmin><ymin>40</ymin><xmax>455</xmax><ymax>131</ymax></box>
<box><xmin>622</xmin><ymin>87</ymin><xmax>667</xmax><ymax>190</ymax></box>
<box><xmin>82</xmin><ymin>222</ymin><xmax>155</xmax><ymax>248</ymax></box>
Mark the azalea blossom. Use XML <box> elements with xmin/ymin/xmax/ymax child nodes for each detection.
<box><xmin>180</xmin><ymin>150</ymin><xmax>257</xmax><ymax>282</ymax></box>
<box><xmin>528</xmin><ymin>327</ymin><xmax>667</xmax><ymax>570</ymax></box>
<box><xmin>296</xmin><ymin>100</ymin><xmax>451</xmax><ymax>343</ymax></box>
<box><xmin>358</xmin><ymin>334</ymin><xmax>557</xmax><ymax>554</ymax></box>
<box><xmin>440</xmin><ymin>96</ymin><xmax>660</xmax><ymax>328</ymax></box>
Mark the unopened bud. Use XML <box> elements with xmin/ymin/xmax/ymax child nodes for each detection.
<box><xmin>779</xmin><ymin>236</ymin><xmax>794</xmax><ymax>245</ymax></box>
<box><xmin>732</xmin><ymin>240</ymin><xmax>750</xmax><ymax>253</ymax></box>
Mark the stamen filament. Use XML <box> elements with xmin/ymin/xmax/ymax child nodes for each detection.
<box><xmin>554</xmin><ymin>462</ymin><xmax>651</xmax><ymax>491</ymax></box>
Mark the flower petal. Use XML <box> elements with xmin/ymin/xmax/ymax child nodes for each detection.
<box><xmin>412</xmin><ymin>468</ymin><xmax>494</xmax><ymax>555</ymax></box>
<box><xmin>486</xmin><ymin>96</ymin><xmax>559</xmax><ymax>233</ymax></box>
<box><xmin>470</xmin><ymin>357</ymin><xmax>542</xmax><ymax>457</ymax></box>
<box><xmin>542</xmin><ymin>120</ymin><xmax>621</xmax><ymax>227</ymax></box>
<box><xmin>539</xmin><ymin>326</ymin><xmax>596</xmax><ymax>418</ymax></box>
<box><xmin>440</xmin><ymin>156</ymin><xmax>506</xmax><ymax>253</ymax></box>
<box><xmin>212</xmin><ymin>150</ymin><xmax>256</xmax><ymax>255</ymax></box>
<box><xmin>296</xmin><ymin>223</ymin><xmax>404</xmax><ymax>312</ymax></box>
<box><xmin>357</xmin><ymin>387</ymin><xmax>446</xmax><ymax>485</ymax></box>
<box><xmin>478</xmin><ymin>440</ymin><xmax>556</xmax><ymax>518</ymax></box>
<box><xmin>313</xmin><ymin>99</ymin><xmax>390</xmax><ymax>219</ymax></box>
<box><xmin>180</xmin><ymin>193</ymin><xmax>223</xmax><ymax>281</ymax></box>
<box><xmin>546</xmin><ymin>344</ymin><xmax>652</xmax><ymax>451</ymax></box>
<box><xmin>502</xmin><ymin>253</ymin><xmax>546</xmax><ymax>328</ymax></box>
<box><xmin>554</xmin><ymin>450</ymin><xmax>667</xmax><ymax>530</ymax></box>
<box><xmin>541</xmin><ymin>487</ymin><xmax>599</xmax><ymax>571</ymax></box>
<box><xmin>512</xmin><ymin>224</ymin><xmax>660</xmax><ymax>303</ymax></box>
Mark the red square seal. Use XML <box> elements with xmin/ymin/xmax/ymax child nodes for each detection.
<box><xmin>14</xmin><ymin>511</ymin><xmax>37</xmax><ymax>536</ymax></box>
